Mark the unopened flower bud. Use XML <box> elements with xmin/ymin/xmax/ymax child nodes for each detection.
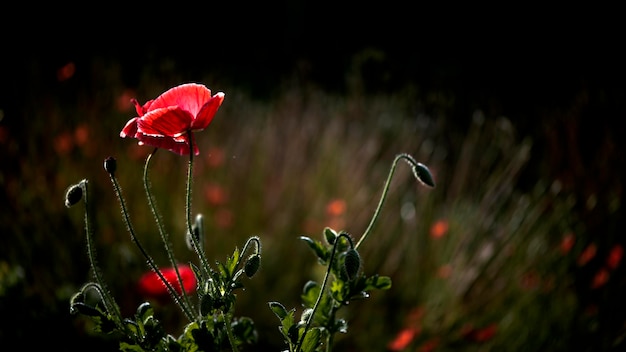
<box><xmin>104</xmin><ymin>156</ymin><xmax>117</xmax><ymax>175</ymax></box>
<box><xmin>343</xmin><ymin>248</ymin><xmax>361</xmax><ymax>281</ymax></box>
<box><xmin>244</xmin><ymin>254</ymin><xmax>261</xmax><ymax>278</ymax></box>
<box><xmin>64</xmin><ymin>183</ymin><xmax>83</xmax><ymax>208</ymax></box>
<box><xmin>412</xmin><ymin>162</ymin><xmax>435</xmax><ymax>188</ymax></box>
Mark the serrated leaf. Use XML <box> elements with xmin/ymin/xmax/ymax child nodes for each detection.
<box><xmin>226</xmin><ymin>247</ymin><xmax>241</xmax><ymax>277</ymax></box>
<box><xmin>365</xmin><ymin>275</ymin><xmax>392</xmax><ymax>290</ymax></box>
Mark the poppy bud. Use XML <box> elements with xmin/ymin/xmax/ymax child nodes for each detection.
<box><xmin>412</xmin><ymin>162</ymin><xmax>435</xmax><ymax>188</ymax></box>
<box><xmin>104</xmin><ymin>156</ymin><xmax>117</xmax><ymax>175</ymax></box>
<box><xmin>64</xmin><ymin>182</ymin><xmax>84</xmax><ymax>208</ymax></box>
<box><xmin>244</xmin><ymin>254</ymin><xmax>261</xmax><ymax>278</ymax></box>
<box><xmin>343</xmin><ymin>249</ymin><xmax>361</xmax><ymax>281</ymax></box>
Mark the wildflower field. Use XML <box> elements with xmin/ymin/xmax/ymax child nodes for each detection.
<box><xmin>1</xmin><ymin>41</ymin><xmax>625</xmax><ymax>351</ymax></box>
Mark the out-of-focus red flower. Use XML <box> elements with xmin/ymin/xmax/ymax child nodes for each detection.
<box><xmin>577</xmin><ymin>243</ymin><xmax>597</xmax><ymax>266</ymax></box>
<box><xmin>430</xmin><ymin>219</ymin><xmax>448</xmax><ymax>239</ymax></box>
<box><xmin>606</xmin><ymin>244</ymin><xmax>624</xmax><ymax>270</ymax></box>
<box><xmin>326</xmin><ymin>199</ymin><xmax>347</xmax><ymax>217</ymax></box>
<box><xmin>74</xmin><ymin>124</ymin><xmax>89</xmax><ymax>146</ymax></box>
<box><xmin>120</xmin><ymin>83</ymin><xmax>225</xmax><ymax>155</ymax></box>
<box><xmin>57</xmin><ymin>62</ymin><xmax>75</xmax><ymax>81</ymax></box>
<box><xmin>591</xmin><ymin>268</ymin><xmax>610</xmax><ymax>289</ymax></box>
<box><xmin>138</xmin><ymin>264</ymin><xmax>197</xmax><ymax>299</ymax></box>
<box><xmin>387</xmin><ymin>327</ymin><xmax>419</xmax><ymax>351</ymax></box>
<box><xmin>463</xmin><ymin>323</ymin><xmax>498</xmax><ymax>342</ymax></box>
<box><xmin>54</xmin><ymin>131</ymin><xmax>74</xmax><ymax>155</ymax></box>
<box><xmin>204</xmin><ymin>183</ymin><xmax>228</xmax><ymax>206</ymax></box>
<box><xmin>418</xmin><ymin>338</ymin><xmax>439</xmax><ymax>352</ymax></box>
<box><xmin>560</xmin><ymin>232</ymin><xmax>575</xmax><ymax>254</ymax></box>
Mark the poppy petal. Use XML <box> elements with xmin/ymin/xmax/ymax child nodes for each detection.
<box><xmin>191</xmin><ymin>92</ymin><xmax>225</xmax><ymax>131</ymax></box>
<box><xmin>120</xmin><ymin>117</ymin><xmax>139</xmax><ymax>138</ymax></box>
<box><xmin>149</xmin><ymin>83</ymin><xmax>213</xmax><ymax>118</ymax></box>
<box><xmin>137</xmin><ymin>107</ymin><xmax>193</xmax><ymax>137</ymax></box>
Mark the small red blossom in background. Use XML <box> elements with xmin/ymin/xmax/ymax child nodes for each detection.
<box><xmin>606</xmin><ymin>244</ymin><xmax>624</xmax><ymax>269</ymax></box>
<box><xmin>138</xmin><ymin>264</ymin><xmax>197</xmax><ymax>300</ymax></box>
<box><xmin>57</xmin><ymin>61</ymin><xmax>75</xmax><ymax>81</ymax></box>
<box><xmin>430</xmin><ymin>219</ymin><xmax>449</xmax><ymax>239</ymax></box>
<box><xmin>462</xmin><ymin>323</ymin><xmax>498</xmax><ymax>342</ymax></box>
<box><xmin>591</xmin><ymin>268</ymin><xmax>610</xmax><ymax>289</ymax></box>
<box><xmin>387</xmin><ymin>306</ymin><xmax>425</xmax><ymax>351</ymax></box>
<box><xmin>204</xmin><ymin>183</ymin><xmax>228</xmax><ymax>206</ymax></box>
<box><xmin>387</xmin><ymin>328</ymin><xmax>419</xmax><ymax>351</ymax></box>
<box><xmin>560</xmin><ymin>232</ymin><xmax>576</xmax><ymax>254</ymax></box>
<box><xmin>577</xmin><ymin>243</ymin><xmax>597</xmax><ymax>266</ymax></box>
<box><xmin>120</xmin><ymin>83</ymin><xmax>225</xmax><ymax>155</ymax></box>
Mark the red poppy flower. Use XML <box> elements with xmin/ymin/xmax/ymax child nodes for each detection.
<box><xmin>138</xmin><ymin>264</ymin><xmax>197</xmax><ymax>299</ymax></box>
<box><xmin>120</xmin><ymin>83</ymin><xmax>225</xmax><ymax>155</ymax></box>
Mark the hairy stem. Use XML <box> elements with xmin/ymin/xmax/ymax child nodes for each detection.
<box><xmin>81</xmin><ymin>179</ymin><xmax>124</xmax><ymax>328</ymax></box>
<box><xmin>109</xmin><ymin>171</ymin><xmax>194</xmax><ymax>321</ymax></box>
<box><xmin>185</xmin><ymin>131</ymin><xmax>212</xmax><ymax>276</ymax></box>
<box><xmin>143</xmin><ymin>148</ymin><xmax>196</xmax><ymax>318</ymax></box>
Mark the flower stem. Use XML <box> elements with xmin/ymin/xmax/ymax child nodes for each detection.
<box><xmin>185</xmin><ymin>131</ymin><xmax>212</xmax><ymax>276</ymax></box>
<box><xmin>296</xmin><ymin>233</ymin><xmax>354</xmax><ymax>352</ymax></box>
<box><xmin>80</xmin><ymin>179</ymin><xmax>124</xmax><ymax>329</ymax></box>
<box><xmin>222</xmin><ymin>311</ymin><xmax>240</xmax><ymax>352</ymax></box>
<box><xmin>108</xmin><ymin>169</ymin><xmax>194</xmax><ymax>321</ymax></box>
<box><xmin>355</xmin><ymin>153</ymin><xmax>434</xmax><ymax>250</ymax></box>
<box><xmin>143</xmin><ymin>148</ymin><xmax>196</xmax><ymax>318</ymax></box>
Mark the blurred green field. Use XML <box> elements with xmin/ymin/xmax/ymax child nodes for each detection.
<box><xmin>1</xmin><ymin>54</ymin><xmax>625</xmax><ymax>351</ymax></box>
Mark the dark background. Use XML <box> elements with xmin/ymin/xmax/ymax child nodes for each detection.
<box><xmin>2</xmin><ymin>3</ymin><xmax>625</xmax><ymax>350</ymax></box>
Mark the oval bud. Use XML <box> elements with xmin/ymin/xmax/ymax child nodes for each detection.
<box><xmin>104</xmin><ymin>156</ymin><xmax>117</xmax><ymax>175</ymax></box>
<box><xmin>244</xmin><ymin>254</ymin><xmax>261</xmax><ymax>278</ymax></box>
<box><xmin>412</xmin><ymin>162</ymin><xmax>435</xmax><ymax>188</ymax></box>
<box><xmin>343</xmin><ymin>249</ymin><xmax>361</xmax><ymax>281</ymax></box>
<box><xmin>64</xmin><ymin>183</ymin><xmax>83</xmax><ymax>208</ymax></box>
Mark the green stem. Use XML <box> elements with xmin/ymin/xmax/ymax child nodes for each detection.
<box><xmin>143</xmin><ymin>148</ymin><xmax>196</xmax><ymax>319</ymax></box>
<box><xmin>296</xmin><ymin>233</ymin><xmax>354</xmax><ymax>352</ymax></box>
<box><xmin>222</xmin><ymin>311</ymin><xmax>240</xmax><ymax>352</ymax></box>
<box><xmin>355</xmin><ymin>153</ymin><xmax>433</xmax><ymax>250</ymax></box>
<box><xmin>185</xmin><ymin>131</ymin><xmax>212</xmax><ymax>277</ymax></box>
<box><xmin>108</xmin><ymin>170</ymin><xmax>194</xmax><ymax>321</ymax></box>
<box><xmin>81</xmin><ymin>180</ymin><xmax>124</xmax><ymax>329</ymax></box>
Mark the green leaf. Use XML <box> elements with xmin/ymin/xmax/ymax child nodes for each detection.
<box><xmin>365</xmin><ymin>275</ymin><xmax>392</xmax><ymax>290</ymax></box>
<box><xmin>119</xmin><ymin>342</ymin><xmax>145</xmax><ymax>352</ymax></box>
<box><xmin>324</xmin><ymin>227</ymin><xmax>338</xmax><ymax>245</ymax></box>
<box><xmin>231</xmin><ymin>316</ymin><xmax>257</xmax><ymax>345</ymax></box>
<box><xmin>226</xmin><ymin>246</ymin><xmax>241</xmax><ymax>277</ymax></box>
<box><xmin>269</xmin><ymin>301</ymin><xmax>289</xmax><ymax>320</ymax></box>
<box><xmin>301</xmin><ymin>327</ymin><xmax>323</xmax><ymax>352</ymax></box>
<box><xmin>299</xmin><ymin>236</ymin><xmax>329</xmax><ymax>263</ymax></box>
<box><xmin>301</xmin><ymin>280</ymin><xmax>320</xmax><ymax>309</ymax></box>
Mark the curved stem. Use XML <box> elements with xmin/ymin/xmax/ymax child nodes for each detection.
<box><xmin>296</xmin><ymin>233</ymin><xmax>354</xmax><ymax>352</ymax></box>
<box><xmin>185</xmin><ymin>131</ymin><xmax>212</xmax><ymax>276</ymax></box>
<box><xmin>143</xmin><ymin>148</ymin><xmax>196</xmax><ymax>318</ymax></box>
<box><xmin>109</xmin><ymin>171</ymin><xmax>194</xmax><ymax>321</ymax></box>
<box><xmin>80</xmin><ymin>180</ymin><xmax>124</xmax><ymax>329</ymax></box>
<box><xmin>355</xmin><ymin>153</ymin><xmax>431</xmax><ymax>250</ymax></box>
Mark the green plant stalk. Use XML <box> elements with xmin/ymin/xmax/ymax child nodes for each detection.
<box><xmin>355</xmin><ymin>153</ymin><xmax>431</xmax><ymax>250</ymax></box>
<box><xmin>80</xmin><ymin>180</ymin><xmax>124</xmax><ymax>329</ymax></box>
<box><xmin>186</xmin><ymin>132</ymin><xmax>212</xmax><ymax>277</ymax></box>
<box><xmin>143</xmin><ymin>148</ymin><xmax>196</xmax><ymax>319</ymax></box>
<box><xmin>109</xmin><ymin>171</ymin><xmax>194</xmax><ymax>321</ymax></box>
<box><xmin>296</xmin><ymin>233</ymin><xmax>354</xmax><ymax>352</ymax></box>
<box><xmin>222</xmin><ymin>311</ymin><xmax>240</xmax><ymax>352</ymax></box>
